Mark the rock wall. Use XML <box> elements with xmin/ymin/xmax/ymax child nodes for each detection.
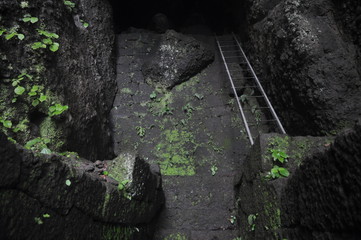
<box><xmin>281</xmin><ymin>122</ymin><xmax>361</xmax><ymax>239</ymax></box>
<box><xmin>242</xmin><ymin>0</ymin><xmax>361</xmax><ymax>135</ymax></box>
<box><xmin>0</xmin><ymin>132</ymin><xmax>164</xmax><ymax>240</ymax></box>
<box><xmin>236</xmin><ymin>121</ymin><xmax>361</xmax><ymax>239</ymax></box>
<box><xmin>235</xmin><ymin>133</ymin><xmax>331</xmax><ymax>239</ymax></box>
<box><xmin>0</xmin><ymin>0</ymin><xmax>116</xmax><ymax>160</ymax></box>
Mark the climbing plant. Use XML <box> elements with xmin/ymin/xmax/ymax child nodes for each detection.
<box><xmin>0</xmin><ymin>1</ymin><xmax>69</xmax><ymax>154</ymax></box>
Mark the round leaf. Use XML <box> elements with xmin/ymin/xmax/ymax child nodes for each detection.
<box><xmin>14</xmin><ymin>86</ymin><xmax>25</xmax><ymax>95</ymax></box>
<box><xmin>41</xmin><ymin>148</ymin><xmax>52</xmax><ymax>154</ymax></box>
<box><xmin>65</xmin><ymin>179</ymin><xmax>71</xmax><ymax>186</ymax></box>
<box><xmin>17</xmin><ymin>34</ymin><xmax>25</xmax><ymax>40</ymax></box>
<box><xmin>3</xmin><ymin>120</ymin><xmax>12</xmax><ymax>128</ymax></box>
<box><xmin>49</xmin><ymin>42</ymin><xmax>59</xmax><ymax>52</ymax></box>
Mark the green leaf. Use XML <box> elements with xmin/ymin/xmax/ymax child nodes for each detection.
<box><xmin>42</xmin><ymin>213</ymin><xmax>50</xmax><ymax>218</ymax></box>
<box><xmin>248</xmin><ymin>214</ymin><xmax>256</xmax><ymax>225</ymax></box>
<box><xmin>14</xmin><ymin>86</ymin><xmax>25</xmax><ymax>95</ymax></box>
<box><xmin>37</xmin><ymin>29</ymin><xmax>59</xmax><ymax>39</ymax></box>
<box><xmin>7</xmin><ymin>137</ymin><xmax>17</xmax><ymax>144</ymax></box>
<box><xmin>0</xmin><ymin>28</ymin><xmax>6</xmax><ymax>36</ymax></box>
<box><xmin>49</xmin><ymin>104</ymin><xmax>68</xmax><ymax>116</ymax></box>
<box><xmin>41</xmin><ymin>148</ymin><xmax>52</xmax><ymax>154</ymax></box>
<box><xmin>49</xmin><ymin>42</ymin><xmax>59</xmax><ymax>52</ymax></box>
<box><xmin>20</xmin><ymin>1</ymin><xmax>29</xmax><ymax>8</ymax></box>
<box><xmin>17</xmin><ymin>34</ymin><xmax>25</xmax><ymax>40</ymax></box>
<box><xmin>5</xmin><ymin>32</ymin><xmax>16</xmax><ymax>40</ymax></box>
<box><xmin>3</xmin><ymin>120</ymin><xmax>12</xmax><ymax>128</ymax></box>
<box><xmin>28</xmin><ymin>91</ymin><xmax>37</xmax><ymax>96</ymax></box>
<box><xmin>278</xmin><ymin>167</ymin><xmax>290</xmax><ymax>177</ymax></box>
<box><xmin>25</xmin><ymin>138</ymin><xmax>42</xmax><ymax>149</ymax></box>
<box><xmin>32</xmin><ymin>42</ymin><xmax>47</xmax><ymax>50</ymax></box>
<box><xmin>211</xmin><ymin>165</ymin><xmax>218</xmax><ymax>176</ymax></box>
<box><xmin>39</xmin><ymin>94</ymin><xmax>47</xmax><ymax>102</ymax></box>
<box><xmin>12</xmin><ymin>98</ymin><xmax>17</xmax><ymax>103</ymax></box>
<box><xmin>12</xmin><ymin>81</ymin><xmax>19</xmax><ymax>87</ymax></box>
<box><xmin>30</xmin><ymin>17</ymin><xmax>39</xmax><ymax>23</ymax></box>
<box><xmin>22</xmin><ymin>16</ymin><xmax>31</xmax><ymax>22</ymax></box>
<box><xmin>64</xmin><ymin>0</ymin><xmax>75</xmax><ymax>8</ymax></box>
<box><xmin>240</xmin><ymin>94</ymin><xmax>247</xmax><ymax>103</ymax></box>
<box><xmin>65</xmin><ymin>179</ymin><xmax>71</xmax><ymax>186</ymax></box>
<box><xmin>34</xmin><ymin>217</ymin><xmax>43</xmax><ymax>225</ymax></box>
<box><xmin>42</xmin><ymin>38</ymin><xmax>52</xmax><ymax>45</ymax></box>
<box><xmin>49</xmin><ymin>106</ymin><xmax>56</xmax><ymax>112</ymax></box>
<box><xmin>149</xmin><ymin>92</ymin><xmax>157</xmax><ymax>99</ymax></box>
<box><xmin>102</xmin><ymin>171</ymin><xmax>109</xmax><ymax>176</ymax></box>
<box><xmin>32</xmin><ymin>100</ymin><xmax>40</xmax><ymax>106</ymax></box>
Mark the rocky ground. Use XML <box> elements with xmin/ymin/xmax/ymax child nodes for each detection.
<box><xmin>110</xmin><ymin>30</ymin><xmax>250</xmax><ymax>239</ymax></box>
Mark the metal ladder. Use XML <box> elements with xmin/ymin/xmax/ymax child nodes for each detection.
<box><xmin>215</xmin><ymin>33</ymin><xmax>286</xmax><ymax>145</ymax></box>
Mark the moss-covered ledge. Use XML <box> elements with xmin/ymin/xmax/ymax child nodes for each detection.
<box><xmin>0</xmin><ymin>132</ymin><xmax>164</xmax><ymax>239</ymax></box>
<box><xmin>235</xmin><ymin>133</ymin><xmax>332</xmax><ymax>239</ymax></box>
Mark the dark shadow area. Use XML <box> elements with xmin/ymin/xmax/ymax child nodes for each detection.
<box><xmin>108</xmin><ymin>0</ymin><xmax>246</xmax><ymax>34</ymax></box>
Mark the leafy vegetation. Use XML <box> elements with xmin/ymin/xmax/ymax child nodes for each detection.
<box><xmin>248</xmin><ymin>213</ymin><xmax>258</xmax><ymax>231</ymax></box>
<box><xmin>22</xmin><ymin>14</ymin><xmax>38</xmax><ymax>24</ymax></box>
<box><xmin>210</xmin><ymin>165</ymin><xmax>218</xmax><ymax>176</ymax></box>
<box><xmin>32</xmin><ymin>29</ymin><xmax>60</xmax><ymax>52</ymax></box>
<box><xmin>135</xmin><ymin>126</ymin><xmax>146</xmax><ymax>137</ymax></box>
<box><xmin>265</xmin><ymin>136</ymin><xmax>290</xmax><ymax>180</ymax></box>
<box><xmin>65</xmin><ymin>179</ymin><xmax>71</xmax><ymax>186</ymax></box>
<box><xmin>48</xmin><ymin>104</ymin><xmax>69</xmax><ymax>116</ymax></box>
<box><xmin>63</xmin><ymin>0</ymin><xmax>75</xmax><ymax>10</ymax></box>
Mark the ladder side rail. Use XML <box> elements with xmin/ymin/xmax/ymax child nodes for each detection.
<box><xmin>232</xmin><ymin>33</ymin><xmax>286</xmax><ymax>134</ymax></box>
<box><xmin>215</xmin><ymin>36</ymin><xmax>254</xmax><ymax>145</ymax></box>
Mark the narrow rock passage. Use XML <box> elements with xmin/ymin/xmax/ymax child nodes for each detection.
<box><xmin>110</xmin><ymin>31</ymin><xmax>249</xmax><ymax>240</ymax></box>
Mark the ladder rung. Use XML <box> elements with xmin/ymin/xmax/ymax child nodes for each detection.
<box><xmin>234</xmin><ymin>86</ymin><xmax>258</xmax><ymax>89</ymax></box>
<box><xmin>248</xmin><ymin>119</ymin><xmax>277</xmax><ymax>124</ymax></box>
<box><xmin>222</xmin><ymin>50</ymin><xmax>241</xmax><ymax>53</ymax></box>
<box><xmin>220</xmin><ymin>45</ymin><xmax>238</xmax><ymax>48</ymax></box>
<box><xmin>243</xmin><ymin>107</ymin><xmax>270</xmax><ymax>110</ymax></box>
<box><xmin>232</xmin><ymin>77</ymin><xmax>254</xmax><ymax>80</ymax></box>
<box><xmin>242</xmin><ymin>95</ymin><xmax>264</xmax><ymax>98</ymax></box>
<box><xmin>218</xmin><ymin>40</ymin><xmax>235</xmax><ymax>43</ymax></box>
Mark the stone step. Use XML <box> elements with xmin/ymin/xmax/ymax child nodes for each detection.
<box><xmin>162</xmin><ymin>176</ymin><xmax>235</xmax><ymax>210</ymax></box>
<box><xmin>154</xmin><ymin>229</ymin><xmax>239</xmax><ymax>240</ymax></box>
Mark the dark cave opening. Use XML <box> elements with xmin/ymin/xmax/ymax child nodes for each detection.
<box><xmin>108</xmin><ymin>0</ymin><xmax>246</xmax><ymax>34</ymax></box>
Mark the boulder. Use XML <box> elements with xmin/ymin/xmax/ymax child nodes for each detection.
<box><xmin>243</xmin><ymin>0</ymin><xmax>361</xmax><ymax>135</ymax></box>
<box><xmin>142</xmin><ymin>30</ymin><xmax>214</xmax><ymax>89</ymax></box>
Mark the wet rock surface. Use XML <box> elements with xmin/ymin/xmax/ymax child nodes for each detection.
<box><xmin>111</xmin><ymin>30</ymin><xmax>248</xmax><ymax>239</ymax></box>
<box><xmin>0</xmin><ymin>132</ymin><xmax>163</xmax><ymax>240</ymax></box>
<box><xmin>243</xmin><ymin>0</ymin><xmax>361</xmax><ymax>135</ymax></box>
<box><xmin>142</xmin><ymin>30</ymin><xmax>214</xmax><ymax>89</ymax></box>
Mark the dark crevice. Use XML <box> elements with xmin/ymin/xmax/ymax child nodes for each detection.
<box><xmin>108</xmin><ymin>0</ymin><xmax>243</xmax><ymax>34</ymax></box>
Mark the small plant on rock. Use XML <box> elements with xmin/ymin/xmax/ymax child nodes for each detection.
<box><xmin>248</xmin><ymin>213</ymin><xmax>258</xmax><ymax>231</ymax></box>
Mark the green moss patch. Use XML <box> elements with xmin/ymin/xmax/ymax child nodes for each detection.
<box><xmin>155</xmin><ymin>129</ymin><xmax>197</xmax><ymax>176</ymax></box>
